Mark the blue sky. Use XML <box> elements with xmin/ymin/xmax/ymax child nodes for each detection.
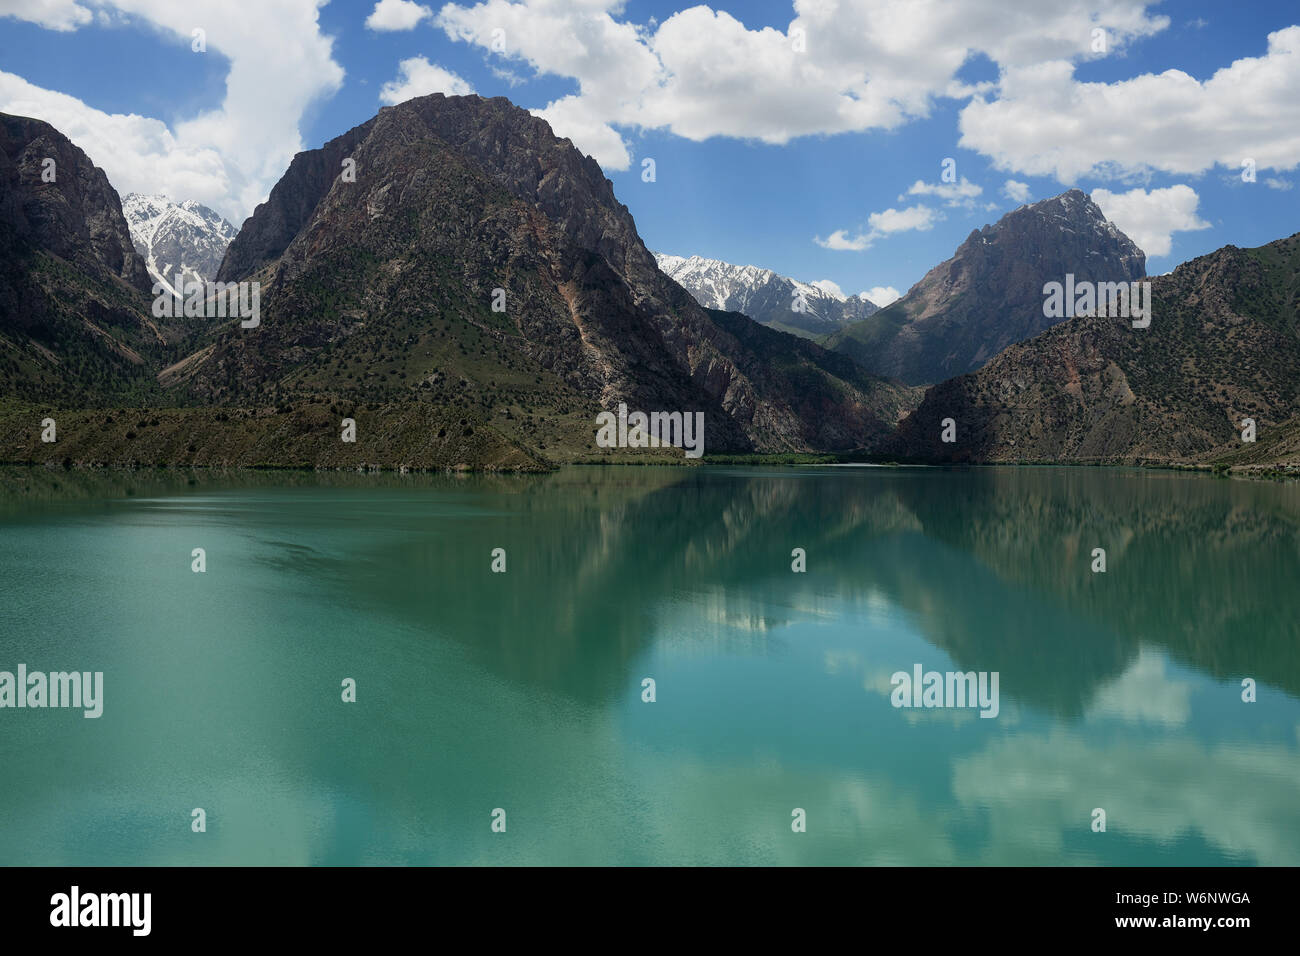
<box><xmin>1</xmin><ymin>0</ymin><xmax>1297</xmax><ymax>303</ymax></box>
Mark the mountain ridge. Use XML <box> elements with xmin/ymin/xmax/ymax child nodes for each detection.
<box><xmin>0</xmin><ymin>111</ymin><xmax>165</xmax><ymax>405</ymax></box>
<box><xmin>123</xmin><ymin>193</ymin><xmax>237</xmax><ymax>297</ymax></box>
<box><xmin>183</xmin><ymin>93</ymin><xmax>919</xmax><ymax>457</ymax></box>
<box><xmin>885</xmin><ymin>232</ymin><xmax>1300</xmax><ymax>469</ymax></box>
<box><xmin>3</xmin><ymin>102</ymin><xmax>1296</xmax><ymax>477</ymax></box>
<box><xmin>654</xmin><ymin>251</ymin><xmax>881</xmax><ymax>339</ymax></box>
<box><xmin>827</xmin><ymin>189</ymin><xmax>1146</xmax><ymax>385</ymax></box>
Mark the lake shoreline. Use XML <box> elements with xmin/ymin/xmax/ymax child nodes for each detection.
<box><xmin>0</xmin><ymin>455</ymin><xmax>1296</xmax><ymax>484</ymax></box>
<box><xmin>5</xmin><ymin>397</ymin><xmax>1295</xmax><ymax>479</ymax></box>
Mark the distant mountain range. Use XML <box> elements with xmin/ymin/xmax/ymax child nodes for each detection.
<box><xmin>0</xmin><ymin>97</ymin><xmax>1296</xmax><ymax>476</ymax></box>
<box><xmin>0</xmin><ymin>99</ymin><xmax>916</xmax><ymax>467</ymax></box>
<box><xmin>122</xmin><ymin>193</ymin><xmax>236</xmax><ymax>297</ymax></box>
<box><xmin>653</xmin><ymin>252</ymin><xmax>880</xmax><ymax>338</ymax></box>
<box><xmin>826</xmin><ymin>190</ymin><xmax>1146</xmax><ymax>385</ymax></box>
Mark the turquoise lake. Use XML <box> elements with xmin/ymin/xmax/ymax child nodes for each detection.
<box><xmin>1</xmin><ymin>464</ymin><xmax>1297</xmax><ymax>865</ymax></box>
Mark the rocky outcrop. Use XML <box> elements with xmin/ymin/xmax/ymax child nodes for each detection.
<box><xmin>827</xmin><ymin>189</ymin><xmax>1146</xmax><ymax>385</ymax></box>
<box><xmin>0</xmin><ymin>112</ymin><xmax>160</xmax><ymax>404</ymax></box>
<box><xmin>216</xmin><ymin>117</ymin><xmax>376</xmax><ymax>283</ymax></box>
<box><xmin>0</xmin><ymin>113</ymin><xmax>149</xmax><ymax>291</ymax></box>
<box><xmin>886</xmin><ymin>233</ymin><xmax>1300</xmax><ymax>466</ymax></box>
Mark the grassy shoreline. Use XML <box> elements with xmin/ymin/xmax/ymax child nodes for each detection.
<box><xmin>4</xmin><ymin>402</ymin><xmax>1295</xmax><ymax>480</ymax></box>
<box><xmin>2</xmin><ymin>453</ymin><xmax>1294</xmax><ymax>482</ymax></box>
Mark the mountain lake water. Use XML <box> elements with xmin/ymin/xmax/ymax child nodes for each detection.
<box><xmin>0</xmin><ymin>463</ymin><xmax>1297</xmax><ymax>865</ymax></box>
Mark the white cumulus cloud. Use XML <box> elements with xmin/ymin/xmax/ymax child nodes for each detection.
<box><xmin>379</xmin><ymin>56</ymin><xmax>474</xmax><ymax>104</ymax></box>
<box><xmin>429</xmin><ymin>0</ymin><xmax>1171</xmax><ymax>172</ymax></box>
<box><xmin>365</xmin><ymin>0</ymin><xmax>431</xmax><ymax>32</ymax></box>
<box><xmin>869</xmin><ymin>204</ymin><xmax>941</xmax><ymax>234</ymax></box>
<box><xmin>864</xmin><ymin>286</ymin><xmax>902</xmax><ymax>307</ymax></box>
<box><xmin>0</xmin><ymin>0</ymin><xmax>92</xmax><ymax>30</ymax></box>
<box><xmin>1002</xmin><ymin>179</ymin><xmax>1032</xmax><ymax>203</ymax></box>
<box><xmin>960</xmin><ymin>27</ymin><xmax>1300</xmax><ymax>182</ymax></box>
<box><xmin>1090</xmin><ymin>184</ymin><xmax>1210</xmax><ymax>257</ymax></box>
<box><xmin>816</xmin><ymin>204</ymin><xmax>940</xmax><ymax>252</ymax></box>
<box><xmin>816</xmin><ymin>230</ymin><xmax>872</xmax><ymax>252</ymax></box>
<box><xmin>0</xmin><ymin>0</ymin><xmax>345</xmax><ymax>225</ymax></box>
<box><xmin>904</xmin><ymin>177</ymin><xmax>982</xmax><ymax>207</ymax></box>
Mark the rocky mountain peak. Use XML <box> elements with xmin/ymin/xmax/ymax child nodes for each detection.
<box><xmin>219</xmin><ymin>94</ymin><xmax>631</xmax><ymax>285</ymax></box>
<box><xmin>653</xmin><ymin>251</ymin><xmax>880</xmax><ymax>339</ymax></box>
<box><xmin>0</xmin><ymin>112</ymin><xmax>149</xmax><ymax>292</ymax></box>
<box><xmin>826</xmin><ymin>188</ymin><xmax>1146</xmax><ymax>385</ymax></box>
<box><xmin>0</xmin><ymin>111</ymin><xmax>165</xmax><ymax>405</ymax></box>
<box><xmin>192</xmin><ymin>92</ymin><xmax>917</xmax><ymax>455</ymax></box>
<box><xmin>122</xmin><ymin>192</ymin><xmax>237</xmax><ymax>296</ymax></box>
<box><xmin>886</xmin><ymin>229</ymin><xmax>1300</xmax><ymax>467</ymax></box>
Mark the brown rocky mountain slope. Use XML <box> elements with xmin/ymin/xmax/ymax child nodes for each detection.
<box><xmin>179</xmin><ymin>93</ymin><xmax>917</xmax><ymax>457</ymax></box>
<box><xmin>826</xmin><ymin>189</ymin><xmax>1145</xmax><ymax>386</ymax></box>
<box><xmin>0</xmin><ymin>112</ymin><xmax>163</xmax><ymax>404</ymax></box>
<box><xmin>886</xmin><ymin>232</ymin><xmax>1300</xmax><ymax>468</ymax></box>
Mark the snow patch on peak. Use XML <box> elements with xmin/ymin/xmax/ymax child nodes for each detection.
<box><xmin>653</xmin><ymin>251</ymin><xmax>882</xmax><ymax>334</ymax></box>
<box><xmin>123</xmin><ymin>193</ymin><xmax>238</xmax><ymax>297</ymax></box>
<box><xmin>809</xmin><ymin>279</ymin><xmax>848</xmax><ymax>301</ymax></box>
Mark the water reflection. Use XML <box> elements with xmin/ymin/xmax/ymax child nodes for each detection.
<box><xmin>1</xmin><ymin>464</ymin><xmax>1296</xmax><ymax>864</ymax></box>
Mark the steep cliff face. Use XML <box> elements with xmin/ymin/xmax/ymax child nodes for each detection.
<box><xmin>887</xmin><ymin>233</ymin><xmax>1300</xmax><ymax>465</ymax></box>
<box><xmin>0</xmin><ymin>113</ymin><xmax>149</xmax><ymax>291</ymax></box>
<box><xmin>188</xmin><ymin>94</ymin><xmax>915</xmax><ymax>456</ymax></box>
<box><xmin>0</xmin><ymin>112</ymin><xmax>161</xmax><ymax>404</ymax></box>
<box><xmin>216</xmin><ymin>117</ymin><xmax>377</xmax><ymax>283</ymax></box>
<box><xmin>828</xmin><ymin>190</ymin><xmax>1146</xmax><ymax>385</ymax></box>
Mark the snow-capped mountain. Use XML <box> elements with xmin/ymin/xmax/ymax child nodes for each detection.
<box><xmin>122</xmin><ymin>193</ymin><xmax>237</xmax><ymax>297</ymax></box>
<box><xmin>654</xmin><ymin>252</ymin><xmax>881</xmax><ymax>338</ymax></box>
